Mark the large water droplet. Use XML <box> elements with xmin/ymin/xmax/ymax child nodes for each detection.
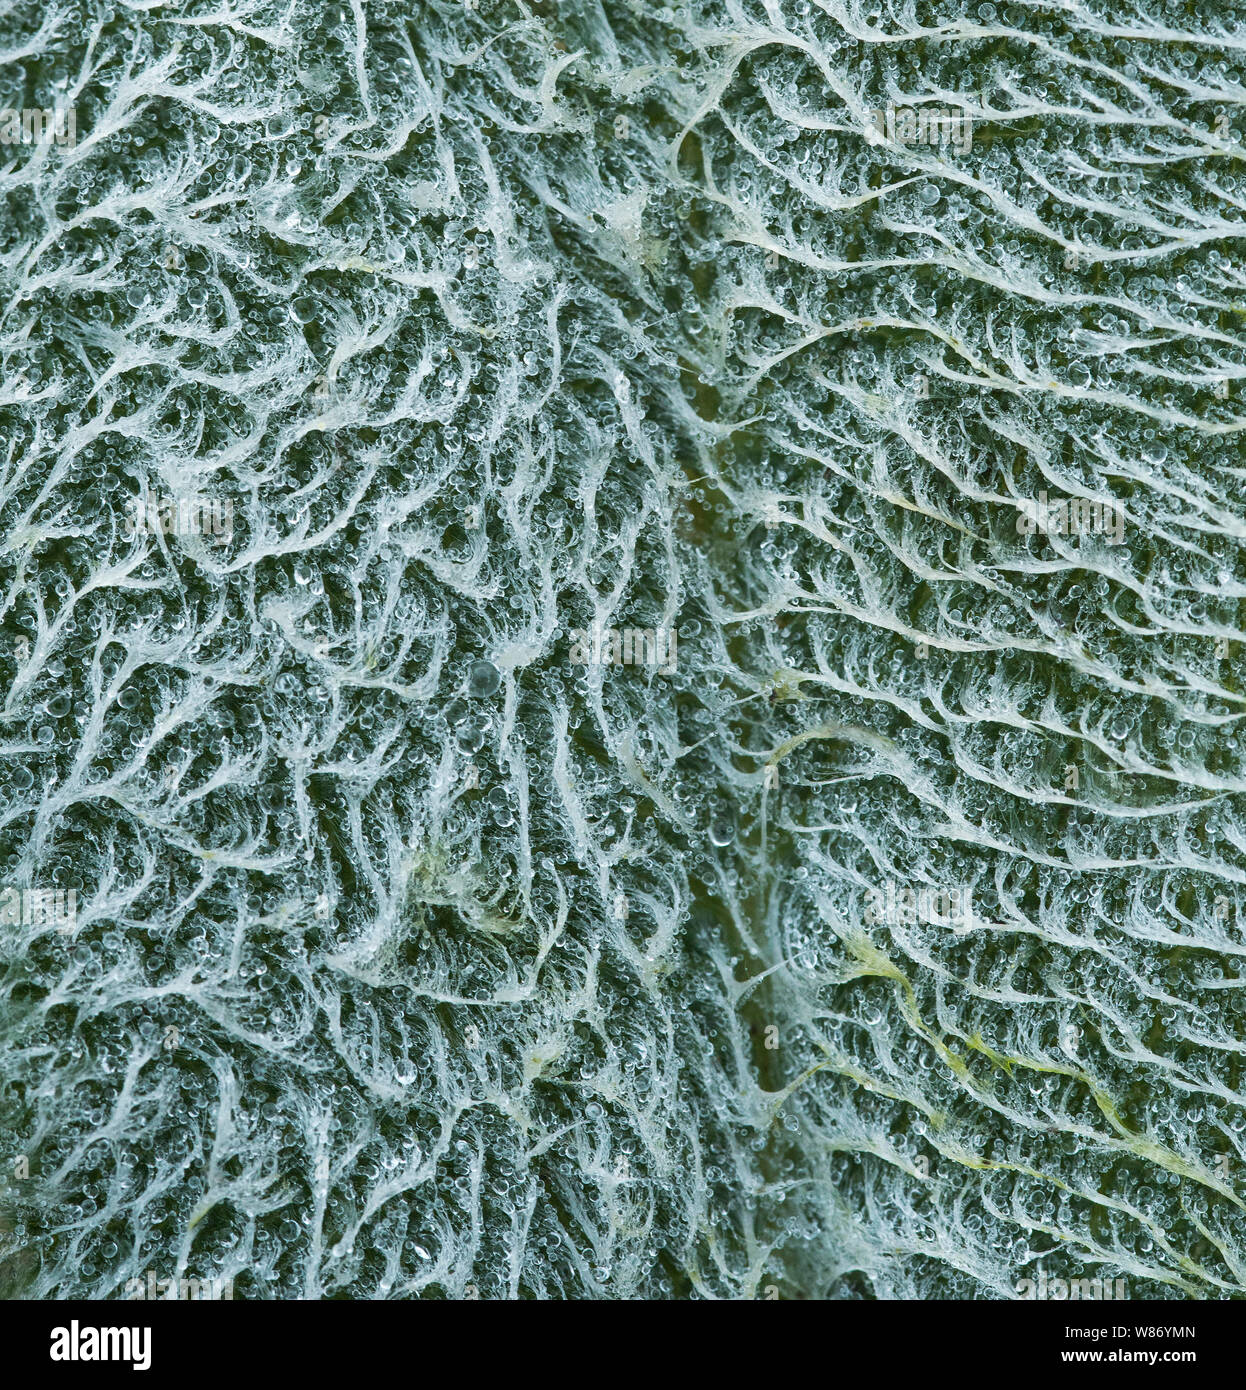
<box><xmin>467</xmin><ymin>659</ymin><xmax>500</xmax><ymax>697</ymax></box>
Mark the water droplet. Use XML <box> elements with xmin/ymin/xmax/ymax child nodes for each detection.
<box><xmin>467</xmin><ymin>659</ymin><xmax>500</xmax><ymax>697</ymax></box>
<box><xmin>457</xmin><ymin>723</ymin><xmax>485</xmax><ymax>754</ymax></box>
<box><xmin>709</xmin><ymin>817</ymin><xmax>735</xmax><ymax>847</ymax></box>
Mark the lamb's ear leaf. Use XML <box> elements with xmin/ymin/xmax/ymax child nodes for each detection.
<box><xmin>0</xmin><ymin>0</ymin><xmax>1237</xmax><ymax>1307</ymax></box>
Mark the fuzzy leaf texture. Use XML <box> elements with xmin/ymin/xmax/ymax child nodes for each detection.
<box><xmin>1</xmin><ymin>0</ymin><xmax>1245</xmax><ymax>1301</ymax></box>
